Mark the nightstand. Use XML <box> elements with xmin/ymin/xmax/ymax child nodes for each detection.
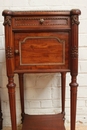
<box><xmin>2</xmin><ymin>9</ymin><xmax>81</xmax><ymax>130</ymax></box>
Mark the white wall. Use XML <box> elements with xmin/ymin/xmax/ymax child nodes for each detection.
<box><xmin>0</xmin><ymin>0</ymin><xmax>87</xmax><ymax>127</ymax></box>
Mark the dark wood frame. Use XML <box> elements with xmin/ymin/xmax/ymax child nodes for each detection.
<box><xmin>2</xmin><ymin>9</ymin><xmax>81</xmax><ymax>130</ymax></box>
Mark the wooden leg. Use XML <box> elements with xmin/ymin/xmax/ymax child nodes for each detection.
<box><xmin>0</xmin><ymin>94</ymin><xmax>3</xmax><ymax>130</ymax></box>
<box><xmin>61</xmin><ymin>72</ymin><xmax>66</xmax><ymax>121</ymax></box>
<box><xmin>18</xmin><ymin>74</ymin><xmax>25</xmax><ymax>123</ymax></box>
<box><xmin>7</xmin><ymin>76</ymin><xmax>17</xmax><ymax>130</ymax></box>
<box><xmin>70</xmin><ymin>76</ymin><xmax>78</xmax><ymax>130</ymax></box>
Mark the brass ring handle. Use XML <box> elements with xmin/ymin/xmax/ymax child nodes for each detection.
<box><xmin>39</xmin><ymin>18</ymin><xmax>44</xmax><ymax>24</ymax></box>
<box><xmin>15</xmin><ymin>49</ymin><xmax>19</xmax><ymax>54</ymax></box>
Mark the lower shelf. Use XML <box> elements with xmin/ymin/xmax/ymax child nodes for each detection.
<box><xmin>22</xmin><ymin>113</ymin><xmax>65</xmax><ymax>130</ymax></box>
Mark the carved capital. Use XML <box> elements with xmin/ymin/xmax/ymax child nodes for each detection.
<box><xmin>3</xmin><ymin>16</ymin><xmax>11</xmax><ymax>26</ymax></box>
<box><xmin>6</xmin><ymin>46</ymin><xmax>13</xmax><ymax>58</ymax></box>
<box><xmin>71</xmin><ymin>15</ymin><xmax>79</xmax><ymax>25</ymax></box>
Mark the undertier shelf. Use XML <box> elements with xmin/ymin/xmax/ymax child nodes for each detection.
<box><xmin>22</xmin><ymin>113</ymin><xmax>65</xmax><ymax>130</ymax></box>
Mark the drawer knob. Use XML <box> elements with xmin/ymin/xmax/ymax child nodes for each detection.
<box><xmin>15</xmin><ymin>50</ymin><xmax>19</xmax><ymax>54</ymax></box>
<box><xmin>39</xmin><ymin>18</ymin><xmax>44</xmax><ymax>24</ymax></box>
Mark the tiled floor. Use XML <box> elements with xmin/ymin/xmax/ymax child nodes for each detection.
<box><xmin>3</xmin><ymin>125</ymin><xmax>87</xmax><ymax>130</ymax></box>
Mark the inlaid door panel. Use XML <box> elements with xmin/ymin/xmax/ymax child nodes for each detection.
<box><xmin>14</xmin><ymin>32</ymin><xmax>70</xmax><ymax>72</ymax></box>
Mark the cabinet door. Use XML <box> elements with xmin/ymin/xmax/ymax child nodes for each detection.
<box><xmin>14</xmin><ymin>31</ymin><xmax>70</xmax><ymax>72</ymax></box>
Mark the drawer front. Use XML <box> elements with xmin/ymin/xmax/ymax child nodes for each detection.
<box><xmin>14</xmin><ymin>32</ymin><xmax>70</xmax><ymax>71</ymax></box>
<box><xmin>13</xmin><ymin>16</ymin><xmax>70</xmax><ymax>29</ymax></box>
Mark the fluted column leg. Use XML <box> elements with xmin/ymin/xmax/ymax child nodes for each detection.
<box><xmin>70</xmin><ymin>76</ymin><xmax>78</xmax><ymax>130</ymax></box>
<box><xmin>61</xmin><ymin>72</ymin><xmax>66</xmax><ymax>121</ymax></box>
<box><xmin>70</xmin><ymin>9</ymin><xmax>81</xmax><ymax>130</ymax></box>
<box><xmin>7</xmin><ymin>76</ymin><xmax>17</xmax><ymax>130</ymax></box>
<box><xmin>18</xmin><ymin>74</ymin><xmax>25</xmax><ymax>123</ymax></box>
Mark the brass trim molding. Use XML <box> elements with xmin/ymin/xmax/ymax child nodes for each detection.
<box><xmin>6</xmin><ymin>46</ymin><xmax>13</xmax><ymax>58</ymax></box>
<box><xmin>71</xmin><ymin>46</ymin><xmax>78</xmax><ymax>59</ymax></box>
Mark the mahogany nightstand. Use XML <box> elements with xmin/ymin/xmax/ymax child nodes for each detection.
<box><xmin>2</xmin><ymin>9</ymin><xmax>81</xmax><ymax>130</ymax></box>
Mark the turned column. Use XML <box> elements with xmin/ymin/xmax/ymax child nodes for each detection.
<box><xmin>18</xmin><ymin>74</ymin><xmax>25</xmax><ymax>123</ymax></box>
<box><xmin>61</xmin><ymin>72</ymin><xmax>66</xmax><ymax>121</ymax></box>
<box><xmin>70</xmin><ymin>9</ymin><xmax>81</xmax><ymax>130</ymax></box>
<box><xmin>3</xmin><ymin>13</ymin><xmax>17</xmax><ymax>130</ymax></box>
<box><xmin>7</xmin><ymin>76</ymin><xmax>17</xmax><ymax>130</ymax></box>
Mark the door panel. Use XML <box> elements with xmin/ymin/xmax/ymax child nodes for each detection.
<box><xmin>14</xmin><ymin>32</ymin><xmax>70</xmax><ymax>72</ymax></box>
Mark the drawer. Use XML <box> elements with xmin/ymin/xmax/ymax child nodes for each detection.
<box><xmin>13</xmin><ymin>16</ymin><xmax>70</xmax><ymax>29</ymax></box>
<box><xmin>14</xmin><ymin>32</ymin><xmax>70</xmax><ymax>72</ymax></box>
